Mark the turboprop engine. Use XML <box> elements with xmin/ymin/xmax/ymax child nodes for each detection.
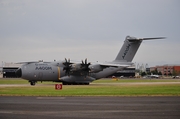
<box><xmin>89</xmin><ymin>64</ymin><xmax>103</xmax><ymax>73</ymax></box>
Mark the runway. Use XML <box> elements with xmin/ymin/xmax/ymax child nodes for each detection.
<box><xmin>0</xmin><ymin>96</ymin><xmax>180</xmax><ymax>119</ymax></box>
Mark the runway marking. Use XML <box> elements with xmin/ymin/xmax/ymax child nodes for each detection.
<box><xmin>0</xmin><ymin>111</ymin><xmax>13</xmax><ymax>114</ymax></box>
<box><xmin>36</xmin><ymin>97</ymin><xmax>66</xmax><ymax>100</ymax></box>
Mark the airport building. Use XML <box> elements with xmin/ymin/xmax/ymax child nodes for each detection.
<box><xmin>0</xmin><ymin>67</ymin><xmax>3</xmax><ymax>78</ymax></box>
<box><xmin>150</xmin><ymin>65</ymin><xmax>180</xmax><ymax>76</ymax></box>
<box><xmin>2</xmin><ymin>63</ymin><xmax>22</xmax><ymax>78</ymax></box>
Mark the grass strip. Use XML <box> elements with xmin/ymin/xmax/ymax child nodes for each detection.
<box><xmin>1</xmin><ymin>78</ymin><xmax>180</xmax><ymax>96</ymax></box>
<box><xmin>0</xmin><ymin>84</ymin><xmax>180</xmax><ymax>96</ymax></box>
<box><xmin>0</xmin><ymin>78</ymin><xmax>180</xmax><ymax>84</ymax></box>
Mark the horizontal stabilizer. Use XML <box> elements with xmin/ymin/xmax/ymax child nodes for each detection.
<box><xmin>128</xmin><ymin>37</ymin><xmax>166</xmax><ymax>42</ymax></box>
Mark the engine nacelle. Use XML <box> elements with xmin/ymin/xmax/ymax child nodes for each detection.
<box><xmin>89</xmin><ymin>64</ymin><xmax>103</xmax><ymax>73</ymax></box>
<box><xmin>71</xmin><ymin>63</ymin><xmax>82</xmax><ymax>71</ymax></box>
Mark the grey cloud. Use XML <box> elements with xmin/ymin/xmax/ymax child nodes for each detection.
<box><xmin>0</xmin><ymin>0</ymin><xmax>180</xmax><ymax>66</ymax></box>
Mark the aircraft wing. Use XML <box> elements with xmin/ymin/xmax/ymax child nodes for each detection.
<box><xmin>99</xmin><ymin>62</ymin><xmax>133</xmax><ymax>68</ymax></box>
<box><xmin>68</xmin><ymin>60</ymin><xmax>133</xmax><ymax>68</ymax></box>
<box><xmin>17</xmin><ymin>61</ymin><xmax>51</xmax><ymax>64</ymax></box>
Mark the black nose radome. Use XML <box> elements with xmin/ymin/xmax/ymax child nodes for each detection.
<box><xmin>15</xmin><ymin>68</ymin><xmax>22</xmax><ymax>77</ymax></box>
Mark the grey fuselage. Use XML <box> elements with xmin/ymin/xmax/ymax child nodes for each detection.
<box><xmin>20</xmin><ymin>61</ymin><xmax>124</xmax><ymax>84</ymax></box>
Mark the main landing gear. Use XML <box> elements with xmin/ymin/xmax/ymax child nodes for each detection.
<box><xmin>29</xmin><ymin>81</ymin><xmax>36</xmax><ymax>86</ymax></box>
<box><xmin>28</xmin><ymin>81</ymin><xmax>89</xmax><ymax>86</ymax></box>
<box><xmin>62</xmin><ymin>82</ymin><xmax>89</xmax><ymax>85</ymax></box>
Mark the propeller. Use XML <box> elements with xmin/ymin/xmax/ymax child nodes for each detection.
<box><xmin>81</xmin><ymin>58</ymin><xmax>91</xmax><ymax>76</ymax></box>
<box><xmin>63</xmin><ymin>58</ymin><xmax>91</xmax><ymax>76</ymax></box>
<box><xmin>63</xmin><ymin>58</ymin><xmax>72</xmax><ymax>76</ymax></box>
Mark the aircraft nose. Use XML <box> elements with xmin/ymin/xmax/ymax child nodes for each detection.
<box><xmin>15</xmin><ymin>68</ymin><xmax>22</xmax><ymax>77</ymax></box>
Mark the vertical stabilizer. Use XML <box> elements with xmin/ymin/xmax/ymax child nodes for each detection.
<box><xmin>114</xmin><ymin>36</ymin><xmax>165</xmax><ymax>62</ymax></box>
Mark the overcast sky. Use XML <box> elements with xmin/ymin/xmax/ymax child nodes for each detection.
<box><xmin>0</xmin><ymin>0</ymin><xmax>180</xmax><ymax>67</ymax></box>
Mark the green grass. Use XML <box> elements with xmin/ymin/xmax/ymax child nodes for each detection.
<box><xmin>0</xmin><ymin>78</ymin><xmax>28</xmax><ymax>84</ymax></box>
<box><xmin>1</xmin><ymin>84</ymin><xmax>180</xmax><ymax>96</ymax></box>
<box><xmin>0</xmin><ymin>78</ymin><xmax>180</xmax><ymax>96</ymax></box>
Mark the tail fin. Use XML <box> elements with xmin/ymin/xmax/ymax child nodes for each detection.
<box><xmin>114</xmin><ymin>36</ymin><xmax>165</xmax><ymax>62</ymax></box>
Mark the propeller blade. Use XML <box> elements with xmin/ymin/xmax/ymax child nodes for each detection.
<box><xmin>68</xmin><ymin>58</ymin><xmax>70</xmax><ymax>63</ymax></box>
<box><xmin>85</xmin><ymin>58</ymin><xmax>87</xmax><ymax>64</ymax></box>
<box><xmin>63</xmin><ymin>58</ymin><xmax>72</xmax><ymax>76</ymax></box>
<box><xmin>80</xmin><ymin>58</ymin><xmax>91</xmax><ymax>77</ymax></box>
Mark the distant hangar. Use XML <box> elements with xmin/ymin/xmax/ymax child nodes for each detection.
<box><xmin>1</xmin><ymin>62</ymin><xmax>22</xmax><ymax>78</ymax></box>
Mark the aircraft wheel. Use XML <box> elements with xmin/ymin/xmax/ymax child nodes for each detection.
<box><xmin>30</xmin><ymin>81</ymin><xmax>36</xmax><ymax>86</ymax></box>
<box><xmin>62</xmin><ymin>82</ymin><xmax>68</xmax><ymax>85</ymax></box>
<box><xmin>83</xmin><ymin>83</ymin><xmax>89</xmax><ymax>85</ymax></box>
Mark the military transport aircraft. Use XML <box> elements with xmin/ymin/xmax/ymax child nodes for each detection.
<box><xmin>16</xmin><ymin>36</ymin><xmax>165</xmax><ymax>85</ymax></box>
